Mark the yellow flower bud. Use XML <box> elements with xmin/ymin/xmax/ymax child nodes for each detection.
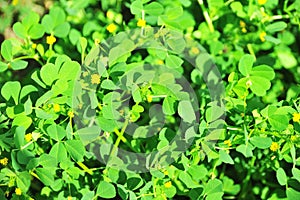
<box><xmin>15</xmin><ymin>188</ymin><xmax>22</xmax><ymax>196</ymax></box>
<box><xmin>270</xmin><ymin>142</ymin><xmax>280</xmax><ymax>152</ymax></box>
<box><xmin>25</xmin><ymin>133</ymin><xmax>33</xmax><ymax>142</ymax></box>
<box><xmin>107</xmin><ymin>23</ymin><xmax>117</xmax><ymax>33</ymax></box>
<box><xmin>164</xmin><ymin>181</ymin><xmax>172</xmax><ymax>188</ymax></box>
<box><xmin>53</xmin><ymin>103</ymin><xmax>60</xmax><ymax>112</ymax></box>
<box><xmin>137</xmin><ymin>19</ymin><xmax>146</xmax><ymax>27</ymax></box>
<box><xmin>91</xmin><ymin>74</ymin><xmax>101</xmax><ymax>84</ymax></box>
<box><xmin>46</xmin><ymin>35</ymin><xmax>56</xmax><ymax>45</ymax></box>
<box><xmin>293</xmin><ymin>113</ymin><xmax>300</xmax><ymax>123</ymax></box>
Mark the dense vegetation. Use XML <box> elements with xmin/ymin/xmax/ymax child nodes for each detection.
<box><xmin>0</xmin><ymin>0</ymin><xmax>300</xmax><ymax>199</ymax></box>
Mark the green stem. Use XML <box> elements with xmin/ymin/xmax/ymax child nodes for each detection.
<box><xmin>107</xmin><ymin>118</ymin><xmax>129</xmax><ymax>164</ymax></box>
<box><xmin>197</xmin><ymin>0</ymin><xmax>215</xmax><ymax>32</ymax></box>
<box><xmin>77</xmin><ymin>162</ymin><xmax>94</xmax><ymax>175</ymax></box>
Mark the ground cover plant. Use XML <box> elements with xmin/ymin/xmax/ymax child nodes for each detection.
<box><xmin>0</xmin><ymin>0</ymin><xmax>300</xmax><ymax>199</ymax></box>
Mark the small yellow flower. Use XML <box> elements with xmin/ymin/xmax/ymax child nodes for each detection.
<box><xmin>224</xmin><ymin>140</ymin><xmax>232</xmax><ymax>147</ymax></box>
<box><xmin>270</xmin><ymin>142</ymin><xmax>280</xmax><ymax>152</ymax></box>
<box><xmin>259</xmin><ymin>31</ymin><xmax>267</xmax><ymax>42</ymax></box>
<box><xmin>46</xmin><ymin>35</ymin><xmax>56</xmax><ymax>45</ymax></box>
<box><xmin>258</xmin><ymin>0</ymin><xmax>267</xmax><ymax>5</ymax></box>
<box><xmin>191</xmin><ymin>47</ymin><xmax>200</xmax><ymax>55</ymax></box>
<box><xmin>164</xmin><ymin>181</ymin><xmax>172</xmax><ymax>188</ymax></box>
<box><xmin>91</xmin><ymin>74</ymin><xmax>101</xmax><ymax>84</ymax></box>
<box><xmin>106</xmin><ymin>23</ymin><xmax>117</xmax><ymax>33</ymax></box>
<box><xmin>32</xmin><ymin>43</ymin><xmax>37</xmax><ymax>49</ymax></box>
<box><xmin>137</xmin><ymin>19</ymin><xmax>146</xmax><ymax>27</ymax></box>
<box><xmin>94</xmin><ymin>38</ymin><xmax>100</xmax><ymax>45</ymax></box>
<box><xmin>12</xmin><ymin>0</ymin><xmax>18</xmax><ymax>6</ymax></box>
<box><xmin>240</xmin><ymin>21</ymin><xmax>246</xmax><ymax>28</ymax></box>
<box><xmin>67</xmin><ymin>196</ymin><xmax>72</xmax><ymax>200</ymax></box>
<box><xmin>82</xmin><ymin>71</ymin><xmax>89</xmax><ymax>77</ymax></box>
<box><xmin>25</xmin><ymin>133</ymin><xmax>33</xmax><ymax>142</ymax></box>
<box><xmin>147</xmin><ymin>95</ymin><xmax>152</xmax><ymax>103</ymax></box>
<box><xmin>293</xmin><ymin>113</ymin><xmax>300</xmax><ymax>123</ymax></box>
<box><xmin>157</xmin><ymin>59</ymin><xmax>164</xmax><ymax>65</ymax></box>
<box><xmin>53</xmin><ymin>103</ymin><xmax>60</xmax><ymax>112</ymax></box>
<box><xmin>163</xmin><ymin>170</ymin><xmax>168</xmax><ymax>176</ymax></box>
<box><xmin>68</xmin><ymin>111</ymin><xmax>74</xmax><ymax>118</ymax></box>
<box><xmin>0</xmin><ymin>157</ymin><xmax>8</xmax><ymax>166</ymax></box>
<box><xmin>291</xmin><ymin>135</ymin><xmax>297</xmax><ymax>142</ymax></box>
<box><xmin>15</xmin><ymin>188</ymin><xmax>22</xmax><ymax>196</ymax></box>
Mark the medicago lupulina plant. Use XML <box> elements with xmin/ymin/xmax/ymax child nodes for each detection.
<box><xmin>0</xmin><ymin>0</ymin><xmax>300</xmax><ymax>199</ymax></box>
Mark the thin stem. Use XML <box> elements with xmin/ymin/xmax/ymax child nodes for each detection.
<box><xmin>107</xmin><ymin>118</ymin><xmax>129</xmax><ymax>164</ymax></box>
<box><xmin>77</xmin><ymin>162</ymin><xmax>94</xmax><ymax>175</ymax></box>
<box><xmin>197</xmin><ymin>0</ymin><xmax>215</xmax><ymax>32</ymax></box>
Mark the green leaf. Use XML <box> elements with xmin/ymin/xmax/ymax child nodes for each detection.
<box><xmin>10</xmin><ymin>60</ymin><xmax>28</xmax><ymax>70</ymax></box>
<box><xmin>178</xmin><ymin>100</ymin><xmax>196</xmax><ymax>123</ymax></box>
<box><xmin>126</xmin><ymin>177</ymin><xmax>143</xmax><ymax>191</ymax></box>
<box><xmin>276</xmin><ymin>47</ymin><xmax>297</xmax><ymax>69</ymax></box>
<box><xmin>236</xmin><ymin>144</ymin><xmax>253</xmax><ymax>158</ymax></box>
<box><xmin>20</xmin><ymin>85</ymin><xmax>38</xmax><ymax>100</ymax></box>
<box><xmin>98</xmin><ymin>116</ymin><xmax>118</xmax><ymax>132</ymax></box>
<box><xmin>250</xmin><ymin>136</ymin><xmax>272</xmax><ymax>149</ymax></box>
<box><xmin>292</xmin><ymin>168</ymin><xmax>300</xmax><ymax>183</ymax></box>
<box><xmin>64</xmin><ymin>140</ymin><xmax>85</xmax><ymax>162</ymax></box>
<box><xmin>230</xmin><ymin>2</ymin><xmax>246</xmax><ymax>18</ymax></box>
<box><xmin>179</xmin><ymin>171</ymin><xmax>198</xmax><ymax>188</ymax></box>
<box><xmin>12</xmin><ymin>115</ymin><xmax>32</xmax><ymax>130</ymax></box>
<box><xmin>269</xmin><ymin>114</ymin><xmax>289</xmax><ymax>131</ymax></box>
<box><xmin>144</xmin><ymin>2</ymin><xmax>164</xmax><ymax>16</ymax></box>
<box><xmin>22</xmin><ymin>11</ymin><xmax>40</xmax><ymax>29</ymax></box>
<box><xmin>39</xmin><ymin>154</ymin><xmax>57</xmax><ymax>168</ymax></box>
<box><xmin>80</xmin><ymin>37</ymin><xmax>87</xmax><ymax>54</ymax></box>
<box><xmin>222</xmin><ymin>176</ymin><xmax>240</xmax><ymax>195</ymax></box>
<box><xmin>166</xmin><ymin>55</ymin><xmax>184</xmax><ymax>68</ymax></box>
<box><xmin>16</xmin><ymin>171</ymin><xmax>31</xmax><ymax>193</ymax></box>
<box><xmin>238</xmin><ymin>54</ymin><xmax>254</xmax><ymax>76</ymax></box>
<box><xmin>219</xmin><ymin>150</ymin><xmax>234</xmax><ymax>164</ymax></box>
<box><xmin>41</xmin><ymin>15</ymin><xmax>54</xmax><ymax>33</ymax></box>
<box><xmin>47</xmin><ymin>124</ymin><xmax>66</xmax><ymax>141</ymax></box>
<box><xmin>101</xmin><ymin>79</ymin><xmax>117</xmax><ymax>90</ymax></box>
<box><xmin>97</xmin><ymin>181</ymin><xmax>116</xmax><ymax>199</ymax></box>
<box><xmin>14</xmin><ymin>126</ymin><xmax>25</xmax><ymax>149</ymax></box>
<box><xmin>276</xmin><ymin>167</ymin><xmax>287</xmax><ymax>186</ymax></box>
<box><xmin>28</xmin><ymin>24</ymin><xmax>45</xmax><ymax>39</ymax></box>
<box><xmin>36</xmin><ymin>167</ymin><xmax>55</xmax><ymax>186</ymax></box>
<box><xmin>249</xmin><ymin>76</ymin><xmax>271</xmax><ymax>96</ymax></box>
<box><xmin>130</xmin><ymin>0</ymin><xmax>143</xmax><ymax>15</ymax></box>
<box><xmin>250</xmin><ymin>65</ymin><xmax>275</xmax><ymax>80</ymax></box>
<box><xmin>162</xmin><ymin>96</ymin><xmax>176</xmax><ymax>115</ymax></box>
<box><xmin>287</xmin><ymin>188</ymin><xmax>300</xmax><ymax>200</ymax></box>
<box><xmin>204</xmin><ymin>179</ymin><xmax>223</xmax><ymax>198</ymax></box>
<box><xmin>49</xmin><ymin>142</ymin><xmax>68</xmax><ymax>163</ymax></box>
<box><xmin>165</xmin><ymin>185</ymin><xmax>177</xmax><ymax>198</ymax></box>
<box><xmin>108</xmin><ymin>39</ymin><xmax>135</xmax><ymax>66</ymax></box>
<box><xmin>50</xmin><ymin>7</ymin><xmax>66</xmax><ymax>26</ymax></box>
<box><xmin>53</xmin><ymin>22</ymin><xmax>70</xmax><ymax>38</ymax></box>
<box><xmin>13</xmin><ymin>22</ymin><xmax>27</xmax><ymax>39</ymax></box>
<box><xmin>187</xmin><ymin>165</ymin><xmax>208</xmax><ymax>181</ymax></box>
<box><xmin>266</xmin><ymin>21</ymin><xmax>287</xmax><ymax>33</ymax></box>
<box><xmin>166</xmin><ymin>37</ymin><xmax>186</xmax><ymax>54</ymax></box>
<box><xmin>0</xmin><ymin>61</ymin><xmax>8</xmax><ymax>72</ymax></box>
<box><xmin>40</xmin><ymin>63</ymin><xmax>59</xmax><ymax>86</ymax></box>
<box><xmin>58</xmin><ymin>60</ymin><xmax>81</xmax><ymax>81</ymax></box>
<box><xmin>1</xmin><ymin>40</ymin><xmax>13</xmax><ymax>61</ymax></box>
<box><xmin>77</xmin><ymin>126</ymin><xmax>101</xmax><ymax>145</ymax></box>
<box><xmin>166</xmin><ymin>5</ymin><xmax>183</xmax><ymax>19</ymax></box>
